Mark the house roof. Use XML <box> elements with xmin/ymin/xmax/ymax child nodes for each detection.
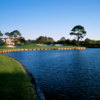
<box><xmin>0</xmin><ymin>37</ymin><xmax>18</xmax><ymax>39</ymax></box>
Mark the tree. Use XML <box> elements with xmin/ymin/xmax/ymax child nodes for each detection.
<box><xmin>12</xmin><ymin>30</ymin><xmax>21</xmax><ymax>38</ymax></box>
<box><xmin>70</xmin><ymin>25</ymin><xmax>86</xmax><ymax>46</ymax></box>
<box><xmin>36</xmin><ymin>36</ymin><xmax>47</xmax><ymax>43</ymax></box>
<box><xmin>47</xmin><ymin>37</ymin><xmax>54</xmax><ymax>44</ymax></box>
<box><xmin>0</xmin><ymin>31</ymin><xmax>3</xmax><ymax>37</ymax></box>
<box><xmin>58</xmin><ymin>37</ymin><xmax>66</xmax><ymax>44</ymax></box>
<box><xmin>5</xmin><ymin>32</ymin><xmax>10</xmax><ymax>38</ymax></box>
<box><xmin>71</xmin><ymin>39</ymin><xmax>77</xmax><ymax>45</ymax></box>
<box><xmin>65</xmin><ymin>39</ymin><xmax>71</xmax><ymax>45</ymax></box>
<box><xmin>19</xmin><ymin>37</ymin><xmax>26</xmax><ymax>44</ymax></box>
<box><xmin>85</xmin><ymin>38</ymin><xmax>90</xmax><ymax>44</ymax></box>
<box><xmin>10</xmin><ymin>30</ymin><xmax>22</xmax><ymax>44</ymax></box>
<box><xmin>60</xmin><ymin>37</ymin><xmax>66</xmax><ymax>41</ymax></box>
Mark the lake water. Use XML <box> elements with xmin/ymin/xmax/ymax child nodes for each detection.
<box><xmin>5</xmin><ymin>49</ymin><xmax>100</xmax><ymax>100</ymax></box>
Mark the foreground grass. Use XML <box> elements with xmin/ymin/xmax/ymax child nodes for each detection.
<box><xmin>0</xmin><ymin>54</ymin><xmax>36</xmax><ymax>100</ymax></box>
<box><xmin>0</xmin><ymin>43</ymin><xmax>77</xmax><ymax>51</ymax></box>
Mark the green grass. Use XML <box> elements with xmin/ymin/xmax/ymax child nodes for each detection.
<box><xmin>0</xmin><ymin>43</ymin><xmax>77</xmax><ymax>51</ymax></box>
<box><xmin>0</xmin><ymin>54</ymin><xmax>36</xmax><ymax>100</ymax></box>
<box><xmin>19</xmin><ymin>43</ymin><xmax>77</xmax><ymax>48</ymax></box>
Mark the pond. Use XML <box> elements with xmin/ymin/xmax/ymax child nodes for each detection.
<box><xmin>5</xmin><ymin>49</ymin><xmax>100</xmax><ymax>100</ymax></box>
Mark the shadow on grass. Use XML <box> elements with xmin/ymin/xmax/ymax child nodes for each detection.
<box><xmin>0</xmin><ymin>72</ymin><xmax>35</xmax><ymax>100</ymax></box>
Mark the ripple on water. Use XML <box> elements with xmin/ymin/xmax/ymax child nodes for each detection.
<box><xmin>5</xmin><ymin>49</ymin><xmax>100</xmax><ymax>100</ymax></box>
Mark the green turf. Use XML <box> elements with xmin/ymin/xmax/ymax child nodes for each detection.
<box><xmin>0</xmin><ymin>54</ymin><xmax>36</xmax><ymax>100</ymax></box>
<box><xmin>19</xmin><ymin>43</ymin><xmax>77</xmax><ymax>48</ymax></box>
<box><xmin>0</xmin><ymin>43</ymin><xmax>77</xmax><ymax>51</ymax></box>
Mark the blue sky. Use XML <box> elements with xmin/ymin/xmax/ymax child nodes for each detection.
<box><xmin>0</xmin><ymin>0</ymin><xmax>100</xmax><ymax>40</ymax></box>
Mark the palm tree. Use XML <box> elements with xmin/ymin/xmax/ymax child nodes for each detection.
<box><xmin>70</xmin><ymin>25</ymin><xmax>86</xmax><ymax>46</ymax></box>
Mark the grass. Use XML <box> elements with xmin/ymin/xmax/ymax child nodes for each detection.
<box><xmin>19</xmin><ymin>43</ymin><xmax>77</xmax><ymax>48</ymax></box>
<box><xmin>0</xmin><ymin>43</ymin><xmax>78</xmax><ymax>51</ymax></box>
<box><xmin>0</xmin><ymin>43</ymin><xmax>84</xmax><ymax>100</ymax></box>
<box><xmin>0</xmin><ymin>54</ymin><xmax>36</xmax><ymax>100</ymax></box>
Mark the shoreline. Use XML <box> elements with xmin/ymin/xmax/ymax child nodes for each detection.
<box><xmin>0</xmin><ymin>47</ymin><xmax>86</xmax><ymax>54</ymax></box>
<box><xmin>5</xmin><ymin>54</ymin><xmax>46</xmax><ymax>100</ymax></box>
<box><xmin>1</xmin><ymin>47</ymin><xmax>86</xmax><ymax>100</ymax></box>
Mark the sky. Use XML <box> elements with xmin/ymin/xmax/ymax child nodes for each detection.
<box><xmin>0</xmin><ymin>0</ymin><xmax>100</xmax><ymax>40</ymax></box>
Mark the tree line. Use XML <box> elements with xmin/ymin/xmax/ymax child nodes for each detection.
<box><xmin>1</xmin><ymin>25</ymin><xmax>86</xmax><ymax>46</ymax></box>
<box><xmin>0</xmin><ymin>30</ymin><xmax>25</xmax><ymax>44</ymax></box>
<box><xmin>0</xmin><ymin>30</ymin><xmax>21</xmax><ymax>38</ymax></box>
<box><xmin>26</xmin><ymin>36</ymin><xmax>100</xmax><ymax>48</ymax></box>
<box><xmin>1</xmin><ymin>25</ymin><xmax>100</xmax><ymax>47</ymax></box>
<box><xmin>26</xmin><ymin>25</ymin><xmax>100</xmax><ymax>48</ymax></box>
<box><xmin>27</xmin><ymin>25</ymin><xmax>87</xmax><ymax>47</ymax></box>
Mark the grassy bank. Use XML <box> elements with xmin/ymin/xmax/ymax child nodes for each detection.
<box><xmin>0</xmin><ymin>54</ymin><xmax>36</xmax><ymax>100</ymax></box>
<box><xmin>0</xmin><ymin>43</ymin><xmax>78</xmax><ymax>51</ymax></box>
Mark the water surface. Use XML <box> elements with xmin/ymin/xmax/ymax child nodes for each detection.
<box><xmin>5</xmin><ymin>49</ymin><xmax>100</xmax><ymax>100</ymax></box>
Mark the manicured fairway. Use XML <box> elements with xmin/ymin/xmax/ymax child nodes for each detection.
<box><xmin>0</xmin><ymin>54</ymin><xmax>36</xmax><ymax>100</ymax></box>
<box><xmin>0</xmin><ymin>43</ymin><xmax>77</xmax><ymax>51</ymax></box>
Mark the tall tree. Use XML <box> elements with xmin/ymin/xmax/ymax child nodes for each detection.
<box><xmin>5</xmin><ymin>32</ymin><xmax>10</xmax><ymax>38</ymax></box>
<box><xmin>0</xmin><ymin>31</ymin><xmax>3</xmax><ymax>37</ymax></box>
<box><xmin>10</xmin><ymin>30</ymin><xmax>22</xmax><ymax>44</ymax></box>
<box><xmin>70</xmin><ymin>25</ymin><xmax>86</xmax><ymax>46</ymax></box>
<box><xmin>12</xmin><ymin>30</ymin><xmax>21</xmax><ymax>38</ymax></box>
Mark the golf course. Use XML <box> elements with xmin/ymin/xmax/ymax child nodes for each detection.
<box><xmin>0</xmin><ymin>43</ymin><xmax>85</xmax><ymax>100</ymax></box>
<box><xmin>0</xmin><ymin>54</ymin><xmax>36</xmax><ymax>100</ymax></box>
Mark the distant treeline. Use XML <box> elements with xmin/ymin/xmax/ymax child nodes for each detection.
<box><xmin>26</xmin><ymin>36</ymin><xmax>100</xmax><ymax>48</ymax></box>
<box><xmin>1</xmin><ymin>29</ymin><xmax>100</xmax><ymax>48</ymax></box>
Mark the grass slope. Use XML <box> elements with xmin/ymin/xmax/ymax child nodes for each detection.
<box><xmin>0</xmin><ymin>54</ymin><xmax>36</xmax><ymax>100</ymax></box>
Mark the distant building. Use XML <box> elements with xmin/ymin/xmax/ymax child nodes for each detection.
<box><xmin>0</xmin><ymin>38</ymin><xmax>21</xmax><ymax>45</ymax></box>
